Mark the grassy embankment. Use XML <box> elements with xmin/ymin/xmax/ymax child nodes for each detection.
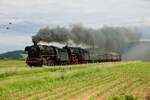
<box><xmin>0</xmin><ymin>60</ymin><xmax>149</xmax><ymax>100</ymax></box>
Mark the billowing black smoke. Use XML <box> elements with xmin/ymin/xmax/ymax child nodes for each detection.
<box><xmin>32</xmin><ymin>25</ymin><xmax>141</xmax><ymax>53</ymax></box>
<box><xmin>32</xmin><ymin>25</ymin><xmax>95</xmax><ymax>47</ymax></box>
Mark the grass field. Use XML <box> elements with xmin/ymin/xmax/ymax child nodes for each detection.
<box><xmin>0</xmin><ymin>60</ymin><xmax>149</xmax><ymax>100</ymax></box>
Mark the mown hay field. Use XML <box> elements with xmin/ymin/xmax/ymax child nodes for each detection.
<box><xmin>0</xmin><ymin>60</ymin><xmax>149</xmax><ymax>100</ymax></box>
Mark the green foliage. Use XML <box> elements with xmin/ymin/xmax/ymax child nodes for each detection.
<box><xmin>0</xmin><ymin>50</ymin><xmax>26</xmax><ymax>60</ymax></box>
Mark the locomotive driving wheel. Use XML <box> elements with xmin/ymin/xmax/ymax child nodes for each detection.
<box><xmin>71</xmin><ymin>55</ymin><xmax>79</xmax><ymax>64</ymax></box>
<box><xmin>47</xmin><ymin>60</ymin><xmax>55</xmax><ymax>66</ymax></box>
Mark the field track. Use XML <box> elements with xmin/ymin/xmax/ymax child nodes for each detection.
<box><xmin>0</xmin><ymin>60</ymin><xmax>149</xmax><ymax>100</ymax></box>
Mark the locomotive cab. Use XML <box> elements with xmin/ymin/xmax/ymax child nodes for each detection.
<box><xmin>64</xmin><ymin>46</ymin><xmax>80</xmax><ymax>64</ymax></box>
<box><xmin>63</xmin><ymin>46</ymin><xmax>89</xmax><ymax>64</ymax></box>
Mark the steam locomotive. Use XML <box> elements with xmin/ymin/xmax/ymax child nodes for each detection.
<box><xmin>25</xmin><ymin>43</ymin><xmax>121</xmax><ymax>67</ymax></box>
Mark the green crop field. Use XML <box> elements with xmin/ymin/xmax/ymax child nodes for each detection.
<box><xmin>0</xmin><ymin>60</ymin><xmax>149</xmax><ymax>100</ymax></box>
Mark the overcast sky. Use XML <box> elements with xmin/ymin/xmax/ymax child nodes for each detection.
<box><xmin>0</xmin><ymin>0</ymin><xmax>150</xmax><ymax>53</ymax></box>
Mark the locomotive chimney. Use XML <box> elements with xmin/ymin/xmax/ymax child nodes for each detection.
<box><xmin>32</xmin><ymin>40</ymin><xmax>37</xmax><ymax>46</ymax></box>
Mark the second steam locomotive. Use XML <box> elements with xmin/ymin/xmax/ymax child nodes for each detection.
<box><xmin>25</xmin><ymin>43</ymin><xmax>121</xmax><ymax>67</ymax></box>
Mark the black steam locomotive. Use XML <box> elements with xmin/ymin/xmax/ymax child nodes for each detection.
<box><xmin>25</xmin><ymin>44</ymin><xmax>121</xmax><ymax>67</ymax></box>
